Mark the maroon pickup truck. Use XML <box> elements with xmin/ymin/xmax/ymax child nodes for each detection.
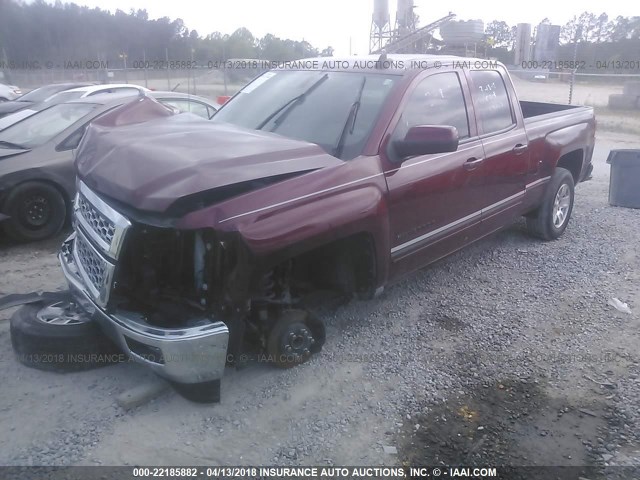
<box><xmin>50</xmin><ymin>55</ymin><xmax>594</xmax><ymax>401</ymax></box>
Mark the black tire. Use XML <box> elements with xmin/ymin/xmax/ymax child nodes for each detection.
<box><xmin>526</xmin><ymin>167</ymin><xmax>575</xmax><ymax>241</ymax></box>
<box><xmin>267</xmin><ymin>310</ymin><xmax>325</xmax><ymax>368</ymax></box>
<box><xmin>1</xmin><ymin>181</ymin><xmax>67</xmax><ymax>242</ymax></box>
<box><xmin>10</xmin><ymin>298</ymin><xmax>121</xmax><ymax>373</ymax></box>
<box><xmin>170</xmin><ymin>379</ymin><xmax>221</xmax><ymax>403</ymax></box>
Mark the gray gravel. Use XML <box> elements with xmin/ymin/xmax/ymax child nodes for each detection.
<box><xmin>0</xmin><ymin>131</ymin><xmax>639</xmax><ymax>468</ymax></box>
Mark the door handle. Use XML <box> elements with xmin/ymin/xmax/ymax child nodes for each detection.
<box><xmin>513</xmin><ymin>143</ymin><xmax>528</xmax><ymax>154</ymax></box>
<box><xmin>463</xmin><ymin>157</ymin><xmax>484</xmax><ymax>170</ymax></box>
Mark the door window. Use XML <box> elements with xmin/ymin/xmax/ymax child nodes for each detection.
<box><xmin>469</xmin><ymin>70</ymin><xmax>514</xmax><ymax>134</ymax></box>
<box><xmin>393</xmin><ymin>72</ymin><xmax>470</xmax><ymax>141</ymax></box>
<box><xmin>161</xmin><ymin>100</ymin><xmax>210</xmax><ymax>119</ymax></box>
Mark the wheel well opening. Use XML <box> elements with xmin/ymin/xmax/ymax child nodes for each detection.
<box><xmin>557</xmin><ymin>150</ymin><xmax>583</xmax><ymax>183</ymax></box>
<box><xmin>254</xmin><ymin>233</ymin><xmax>378</xmax><ymax>303</ymax></box>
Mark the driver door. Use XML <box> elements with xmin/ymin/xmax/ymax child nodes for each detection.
<box><xmin>382</xmin><ymin>71</ymin><xmax>486</xmax><ymax>279</ymax></box>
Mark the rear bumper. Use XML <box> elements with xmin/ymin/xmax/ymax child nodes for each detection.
<box><xmin>59</xmin><ymin>233</ymin><xmax>229</xmax><ymax>384</ymax></box>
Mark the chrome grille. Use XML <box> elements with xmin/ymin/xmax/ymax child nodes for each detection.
<box><xmin>77</xmin><ymin>194</ymin><xmax>116</xmax><ymax>245</ymax></box>
<box><xmin>75</xmin><ymin>232</ymin><xmax>108</xmax><ymax>294</ymax></box>
<box><xmin>74</xmin><ymin>181</ymin><xmax>131</xmax><ymax>260</ymax></box>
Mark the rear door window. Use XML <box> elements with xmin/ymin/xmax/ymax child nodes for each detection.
<box><xmin>469</xmin><ymin>70</ymin><xmax>514</xmax><ymax>134</ymax></box>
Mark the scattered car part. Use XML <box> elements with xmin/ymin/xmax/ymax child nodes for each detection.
<box><xmin>9</xmin><ymin>293</ymin><xmax>121</xmax><ymax>373</ymax></box>
<box><xmin>608</xmin><ymin>298</ymin><xmax>632</xmax><ymax>315</ymax></box>
<box><xmin>607</xmin><ymin>297</ymin><xmax>632</xmax><ymax>314</ymax></box>
<box><xmin>0</xmin><ymin>290</ymin><xmax>71</xmax><ymax>311</ymax></box>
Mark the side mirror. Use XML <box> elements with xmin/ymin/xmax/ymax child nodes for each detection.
<box><xmin>392</xmin><ymin>125</ymin><xmax>459</xmax><ymax>159</ymax></box>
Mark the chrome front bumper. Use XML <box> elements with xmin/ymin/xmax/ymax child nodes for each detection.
<box><xmin>59</xmin><ymin>234</ymin><xmax>229</xmax><ymax>384</ymax></box>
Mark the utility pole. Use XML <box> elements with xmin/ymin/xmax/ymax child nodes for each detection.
<box><xmin>119</xmin><ymin>52</ymin><xmax>128</xmax><ymax>83</ymax></box>
<box><xmin>568</xmin><ymin>26</ymin><xmax>582</xmax><ymax>105</ymax></box>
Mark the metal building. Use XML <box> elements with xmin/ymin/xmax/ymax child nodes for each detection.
<box><xmin>533</xmin><ymin>24</ymin><xmax>561</xmax><ymax>62</ymax></box>
<box><xmin>514</xmin><ymin>23</ymin><xmax>532</xmax><ymax>64</ymax></box>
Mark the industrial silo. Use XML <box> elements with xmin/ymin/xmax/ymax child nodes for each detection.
<box><xmin>395</xmin><ymin>0</ymin><xmax>416</xmax><ymax>34</ymax></box>
<box><xmin>514</xmin><ymin>23</ymin><xmax>532</xmax><ymax>64</ymax></box>
<box><xmin>373</xmin><ymin>0</ymin><xmax>390</xmax><ymax>29</ymax></box>
<box><xmin>439</xmin><ymin>20</ymin><xmax>485</xmax><ymax>46</ymax></box>
<box><xmin>534</xmin><ymin>24</ymin><xmax>561</xmax><ymax>62</ymax></box>
<box><xmin>370</xmin><ymin>0</ymin><xmax>392</xmax><ymax>53</ymax></box>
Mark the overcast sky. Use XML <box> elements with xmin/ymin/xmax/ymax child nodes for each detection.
<box><xmin>45</xmin><ymin>0</ymin><xmax>637</xmax><ymax>56</ymax></box>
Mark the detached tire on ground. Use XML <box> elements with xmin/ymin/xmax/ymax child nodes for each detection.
<box><xmin>10</xmin><ymin>298</ymin><xmax>121</xmax><ymax>373</ymax></box>
<box><xmin>1</xmin><ymin>181</ymin><xmax>67</xmax><ymax>242</ymax></box>
<box><xmin>526</xmin><ymin>167</ymin><xmax>575</xmax><ymax>241</ymax></box>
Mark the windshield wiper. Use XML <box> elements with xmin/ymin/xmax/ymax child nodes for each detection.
<box><xmin>257</xmin><ymin>73</ymin><xmax>329</xmax><ymax>131</ymax></box>
<box><xmin>333</xmin><ymin>77</ymin><xmax>367</xmax><ymax>158</ymax></box>
<box><xmin>0</xmin><ymin>140</ymin><xmax>27</xmax><ymax>150</ymax></box>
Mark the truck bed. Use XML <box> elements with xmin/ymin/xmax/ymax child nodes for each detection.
<box><xmin>520</xmin><ymin>100</ymin><xmax>588</xmax><ymax>120</ymax></box>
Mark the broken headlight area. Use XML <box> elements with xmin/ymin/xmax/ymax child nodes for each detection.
<box><xmin>110</xmin><ymin>225</ymin><xmax>242</xmax><ymax>328</ymax></box>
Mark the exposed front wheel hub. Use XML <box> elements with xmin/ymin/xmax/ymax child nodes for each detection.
<box><xmin>267</xmin><ymin>310</ymin><xmax>325</xmax><ymax>368</ymax></box>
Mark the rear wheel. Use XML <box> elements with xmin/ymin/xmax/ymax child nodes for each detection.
<box><xmin>526</xmin><ymin>167</ymin><xmax>575</xmax><ymax>241</ymax></box>
<box><xmin>1</xmin><ymin>181</ymin><xmax>67</xmax><ymax>242</ymax></box>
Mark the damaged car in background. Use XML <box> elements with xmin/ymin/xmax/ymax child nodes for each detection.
<box><xmin>3</xmin><ymin>55</ymin><xmax>596</xmax><ymax>402</ymax></box>
<box><xmin>0</xmin><ymin>91</ymin><xmax>219</xmax><ymax>242</ymax></box>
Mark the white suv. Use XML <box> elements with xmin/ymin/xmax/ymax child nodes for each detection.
<box><xmin>0</xmin><ymin>83</ymin><xmax>22</xmax><ymax>102</ymax></box>
<box><xmin>45</xmin><ymin>83</ymin><xmax>149</xmax><ymax>102</ymax></box>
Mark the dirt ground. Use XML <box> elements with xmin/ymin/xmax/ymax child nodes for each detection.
<box><xmin>1</xmin><ymin>130</ymin><xmax>640</xmax><ymax>475</ymax></box>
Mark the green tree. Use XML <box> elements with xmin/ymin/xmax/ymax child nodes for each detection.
<box><xmin>485</xmin><ymin>20</ymin><xmax>514</xmax><ymax>49</ymax></box>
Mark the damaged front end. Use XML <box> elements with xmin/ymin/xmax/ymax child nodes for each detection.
<box><xmin>59</xmin><ymin>181</ymin><xmax>233</xmax><ymax>387</ymax></box>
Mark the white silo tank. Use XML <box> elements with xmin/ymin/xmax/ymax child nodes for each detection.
<box><xmin>396</xmin><ymin>0</ymin><xmax>415</xmax><ymax>29</ymax></box>
<box><xmin>440</xmin><ymin>20</ymin><xmax>485</xmax><ymax>46</ymax></box>
<box><xmin>373</xmin><ymin>0</ymin><xmax>390</xmax><ymax>28</ymax></box>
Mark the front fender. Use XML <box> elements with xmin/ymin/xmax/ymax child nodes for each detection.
<box><xmin>178</xmin><ymin>157</ymin><xmax>391</xmax><ymax>287</ymax></box>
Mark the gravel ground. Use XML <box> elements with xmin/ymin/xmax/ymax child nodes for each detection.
<box><xmin>0</xmin><ymin>130</ymin><xmax>639</xmax><ymax>473</ymax></box>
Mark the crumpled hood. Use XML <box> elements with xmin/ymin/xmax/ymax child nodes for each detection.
<box><xmin>76</xmin><ymin>104</ymin><xmax>342</xmax><ymax>213</ymax></box>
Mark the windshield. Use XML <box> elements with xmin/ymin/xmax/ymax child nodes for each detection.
<box><xmin>18</xmin><ymin>86</ymin><xmax>70</xmax><ymax>103</ymax></box>
<box><xmin>0</xmin><ymin>103</ymin><xmax>96</xmax><ymax>149</ymax></box>
<box><xmin>212</xmin><ymin>70</ymin><xmax>398</xmax><ymax>160</ymax></box>
<box><xmin>45</xmin><ymin>90</ymin><xmax>85</xmax><ymax>103</ymax></box>
<box><xmin>0</xmin><ymin>109</ymin><xmax>37</xmax><ymax>131</ymax></box>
